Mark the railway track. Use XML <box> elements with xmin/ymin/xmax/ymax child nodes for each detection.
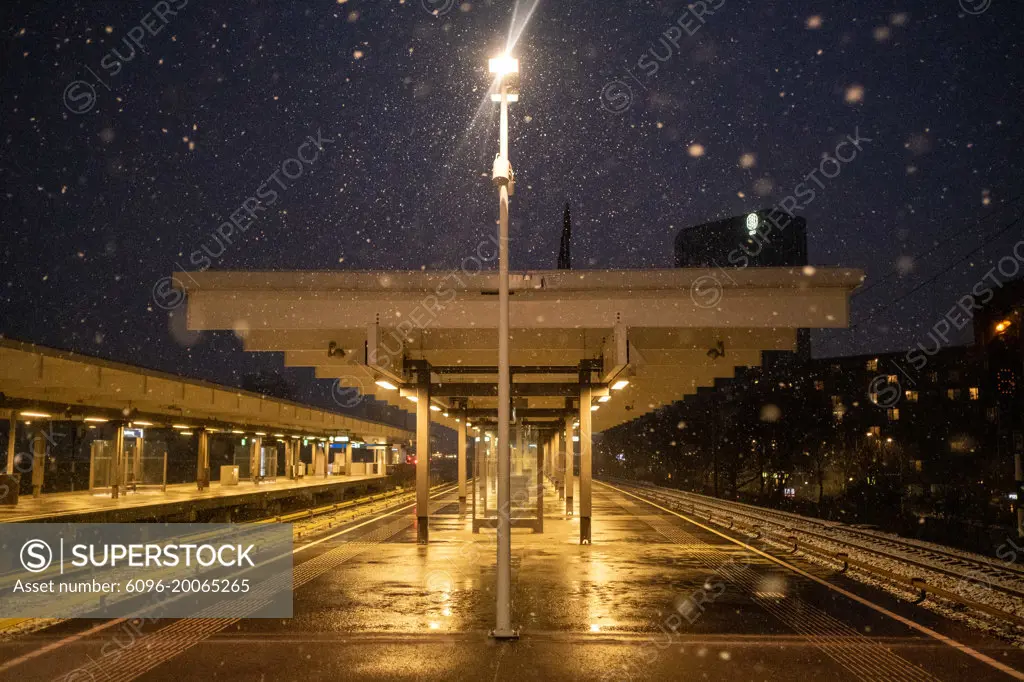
<box><xmin>610</xmin><ymin>479</ymin><xmax>1024</xmax><ymax>626</ymax></box>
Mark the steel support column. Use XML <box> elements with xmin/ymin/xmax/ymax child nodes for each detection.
<box><xmin>564</xmin><ymin>418</ymin><xmax>574</xmax><ymax>515</ymax></box>
<box><xmin>31</xmin><ymin>430</ymin><xmax>45</xmax><ymax>498</ymax></box>
<box><xmin>556</xmin><ymin>428</ymin><xmax>565</xmax><ymax>500</ymax></box>
<box><xmin>484</xmin><ymin>432</ymin><xmax>493</xmax><ymax>515</ymax></box>
<box><xmin>536</xmin><ymin>434</ymin><xmax>544</xmax><ymax>532</ymax></box>
<box><xmin>551</xmin><ymin>432</ymin><xmax>558</xmax><ymax>486</ymax></box>
<box><xmin>112</xmin><ymin>424</ymin><xmax>125</xmax><ymax>500</ymax></box>
<box><xmin>250</xmin><ymin>436</ymin><xmax>263</xmax><ymax>483</ymax></box>
<box><xmin>283</xmin><ymin>440</ymin><xmax>292</xmax><ymax>479</ymax></box>
<box><xmin>5</xmin><ymin>413</ymin><xmax>16</xmax><ymax>476</ymax></box>
<box><xmin>458</xmin><ymin>419</ymin><xmax>467</xmax><ymax>504</ymax></box>
<box><xmin>197</xmin><ymin>428</ymin><xmax>210</xmax><ymax>490</ymax></box>
<box><xmin>580</xmin><ymin>385</ymin><xmax>593</xmax><ymax>544</ymax></box>
<box><xmin>546</xmin><ymin>434</ymin><xmax>552</xmax><ymax>481</ymax></box>
<box><xmin>514</xmin><ymin>421</ymin><xmax>524</xmax><ymax>476</ymax></box>
<box><xmin>416</xmin><ymin>381</ymin><xmax>431</xmax><ymax>544</ymax></box>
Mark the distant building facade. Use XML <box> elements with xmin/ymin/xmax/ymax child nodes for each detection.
<box><xmin>601</xmin><ymin>277</ymin><xmax>1024</xmax><ymax>535</ymax></box>
<box><xmin>674</xmin><ymin>209</ymin><xmax>808</xmax><ymax>269</ymax></box>
<box><xmin>675</xmin><ymin>209</ymin><xmax>810</xmax><ymax>361</ymax></box>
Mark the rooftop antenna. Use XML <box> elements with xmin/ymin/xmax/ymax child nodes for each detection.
<box><xmin>557</xmin><ymin>203</ymin><xmax>572</xmax><ymax>269</ymax></box>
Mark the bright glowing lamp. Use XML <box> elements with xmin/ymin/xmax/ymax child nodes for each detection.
<box><xmin>489</xmin><ymin>55</ymin><xmax>519</xmax><ymax>76</ymax></box>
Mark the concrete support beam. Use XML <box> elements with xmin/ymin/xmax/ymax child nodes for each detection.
<box><xmin>580</xmin><ymin>385</ymin><xmax>593</xmax><ymax>545</ymax></box>
<box><xmin>344</xmin><ymin>442</ymin><xmax>352</xmax><ymax>475</ymax></box>
<box><xmin>564</xmin><ymin>418</ymin><xmax>574</xmax><ymax>515</ymax></box>
<box><xmin>185</xmin><ymin>287</ymin><xmax>855</xmax><ymax>330</ymax></box>
<box><xmin>197</xmin><ymin>428</ymin><xmax>210</xmax><ymax>490</ymax></box>
<box><xmin>416</xmin><ymin>382</ymin><xmax>430</xmax><ymax>544</ymax></box>
<box><xmin>457</xmin><ymin>420</ymin><xmax>467</xmax><ymax>504</ymax></box>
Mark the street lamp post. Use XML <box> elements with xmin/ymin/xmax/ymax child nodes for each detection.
<box><xmin>489</xmin><ymin>53</ymin><xmax>519</xmax><ymax>640</ymax></box>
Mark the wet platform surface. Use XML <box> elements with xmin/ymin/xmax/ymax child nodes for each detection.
<box><xmin>0</xmin><ymin>473</ymin><xmax>385</xmax><ymax>523</ymax></box>
<box><xmin>1</xmin><ymin>481</ymin><xmax>1023</xmax><ymax>681</ymax></box>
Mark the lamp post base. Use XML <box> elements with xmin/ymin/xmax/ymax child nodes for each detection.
<box><xmin>490</xmin><ymin>628</ymin><xmax>520</xmax><ymax>640</ymax></box>
<box><xmin>417</xmin><ymin>517</ymin><xmax>429</xmax><ymax>544</ymax></box>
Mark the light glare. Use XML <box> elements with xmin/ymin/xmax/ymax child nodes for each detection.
<box><xmin>489</xmin><ymin>55</ymin><xmax>519</xmax><ymax>76</ymax></box>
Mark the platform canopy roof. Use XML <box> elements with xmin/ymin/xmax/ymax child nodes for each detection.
<box><xmin>174</xmin><ymin>267</ymin><xmax>864</xmax><ymax>433</ymax></box>
<box><xmin>0</xmin><ymin>340</ymin><xmax>412</xmax><ymax>442</ymax></box>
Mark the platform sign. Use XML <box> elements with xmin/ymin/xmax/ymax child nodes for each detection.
<box><xmin>0</xmin><ymin>523</ymin><xmax>293</xmax><ymax>618</ymax></box>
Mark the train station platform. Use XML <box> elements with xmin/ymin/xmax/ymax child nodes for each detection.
<box><xmin>0</xmin><ymin>473</ymin><xmax>387</xmax><ymax>524</ymax></box>
<box><xmin>6</xmin><ymin>479</ymin><xmax>1022</xmax><ymax>681</ymax></box>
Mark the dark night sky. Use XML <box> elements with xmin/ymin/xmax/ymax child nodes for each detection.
<box><xmin>1</xmin><ymin>0</ymin><xmax>1022</xmax><ymax>413</ymax></box>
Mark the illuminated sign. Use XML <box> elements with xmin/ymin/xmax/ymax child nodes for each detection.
<box><xmin>745</xmin><ymin>212</ymin><xmax>759</xmax><ymax>236</ymax></box>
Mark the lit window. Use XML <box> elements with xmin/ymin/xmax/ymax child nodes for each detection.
<box><xmin>947</xmin><ymin>388</ymin><xmax>960</xmax><ymax>400</ymax></box>
<box><xmin>888</xmin><ymin>408</ymin><xmax>900</xmax><ymax>421</ymax></box>
<box><xmin>869</xmin><ymin>426</ymin><xmax>881</xmax><ymax>436</ymax></box>
<box><xmin>997</xmin><ymin>369</ymin><xmax>1017</xmax><ymax>395</ymax></box>
<box><xmin>969</xmin><ymin>387</ymin><xmax>980</xmax><ymax>400</ymax></box>
<box><xmin>905</xmin><ymin>390</ymin><xmax>918</xmax><ymax>402</ymax></box>
<box><xmin>814</xmin><ymin>380</ymin><xmax>825</xmax><ymax>390</ymax></box>
<box><xmin>866</xmin><ymin>359</ymin><xmax>878</xmax><ymax>371</ymax></box>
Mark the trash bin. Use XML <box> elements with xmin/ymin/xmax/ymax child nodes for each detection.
<box><xmin>219</xmin><ymin>465</ymin><xmax>240</xmax><ymax>486</ymax></box>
